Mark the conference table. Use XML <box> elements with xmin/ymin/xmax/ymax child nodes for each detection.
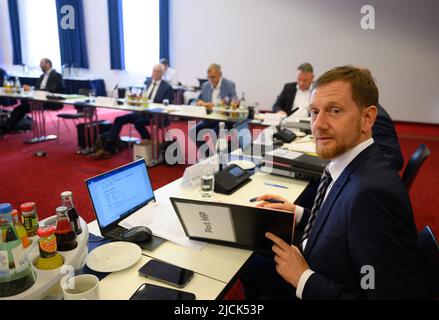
<box><xmin>11</xmin><ymin>74</ymin><xmax>107</xmax><ymax>97</ymax></box>
<box><xmin>87</xmin><ymin>167</ymin><xmax>309</xmax><ymax>300</ymax></box>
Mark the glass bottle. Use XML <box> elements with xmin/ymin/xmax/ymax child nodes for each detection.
<box><xmin>11</xmin><ymin>210</ymin><xmax>30</xmax><ymax>249</ymax></box>
<box><xmin>61</xmin><ymin>191</ymin><xmax>82</xmax><ymax>235</ymax></box>
<box><xmin>55</xmin><ymin>206</ymin><xmax>77</xmax><ymax>252</ymax></box>
<box><xmin>35</xmin><ymin>226</ymin><xmax>64</xmax><ymax>270</ymax></box>
<box><xmin>216</xmin><ymin>122</ymin><xmax>228</xmax><ymax>171</ymax></box>
<box><xmin>239</xmin><ymin>92</ymin><xmax>247</xmax><ymax>110</ymax></box>
<box><xmin>0</xmin><ymin>203</ymin><xmax>36</xmax><ymax>297</ymax></box>
<box><xmin>20</xmin><ymin>202</ymin><xmax>39</xmax><ymax>237</ymax></box>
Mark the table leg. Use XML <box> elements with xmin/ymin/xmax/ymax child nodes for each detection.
<box><xmin>24</xmin><ymin>100</ymin><xmax>57</xmax><ymax>144</ymax></box>
<box><xmin>77</xmin><ymin>105</ymin><xmax>98</xmax><ymax>155</ymax></box>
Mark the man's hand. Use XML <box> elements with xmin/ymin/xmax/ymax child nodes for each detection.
<box><xmin>276</xmin><ymin>111</ymin><xmax>287</xmax><ymax>117</ymax></box>
<box><xmin>266</xmin><ymin>232</ymin><xmax>309</xmax><ymax>288</ymax></box>
<box><xmin>197</xmin><ymin>100</ymin><xmax>213</xmax><ymax>110</ymax></box>
<box><xmin>255</xmin><ymin>194</ymin><xmax>295</xmax><ymax>213</ymax></box>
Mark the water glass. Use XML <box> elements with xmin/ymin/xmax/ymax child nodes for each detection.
<box><xmin>200</xmin><ymin>166</ymin><xmax>215</xmax><ymax>198</ymax></box>
<box><xmin>89</xmin><ymin>90</ymin><xmax>96</xmax><ymax>104</ymax></box>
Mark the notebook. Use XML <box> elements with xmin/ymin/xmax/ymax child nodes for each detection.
<box><xmin>170</xmin><ymin>197</ymin><xmax>295</xmax><ymax>255</ymax></box>
<box><xmin>85</xmin><ymin>159</ymin><xmax>164</xmax><ymax>250</ymax></box>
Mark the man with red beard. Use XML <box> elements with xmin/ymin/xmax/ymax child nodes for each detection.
<box><xmin>241</xmin><ymin>66</ymin><xmax>418</xmax><ymax>300</ymax></box>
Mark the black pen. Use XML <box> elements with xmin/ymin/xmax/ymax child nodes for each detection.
<box><xmin>250</xmin><ymin>198</ymin><xmax>285</xmax><ymax>204</ymax></box>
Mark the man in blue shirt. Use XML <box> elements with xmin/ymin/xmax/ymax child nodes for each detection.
<box><xmin>189</xmin><ymin>63</ymin><xmax>237</xmax><ymax>156</ymax></box>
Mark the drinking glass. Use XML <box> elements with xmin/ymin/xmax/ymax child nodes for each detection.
<box><xmin>200</xmin><ymin>166</ymin><xmax>215</xmax><ymax>198</ymax></box>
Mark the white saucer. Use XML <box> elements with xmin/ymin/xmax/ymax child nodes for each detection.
<box><xmin>228</xmin><ymin>160</ymin><xmax>256</xmax><ymax>170</ymax></box>
<box><xmin>86</xmin><ymin>242</ymin><xmax>142</xmax><ymax>273</ymax></box>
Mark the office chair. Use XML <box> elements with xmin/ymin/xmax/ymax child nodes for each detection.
<box><xmin>55</xmin><ymin>88</ymin><xmax>89</xmax><ymax>137</ymax></box>
<box><xmin>401</xmin><ymin>144</ymin><xmax>431</xmax><ymax>191</ymax></box>
<box><xmin>417</xmin><ymin>226</ymin><xmax>439</xmax><ymax>299</ymax></box>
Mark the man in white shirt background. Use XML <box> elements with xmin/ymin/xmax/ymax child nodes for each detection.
<box><xmin>93</xmin><ymin>64</ymin><xmax>173</xmax><ymax>160</ymax></box>
<box><xmin>272</xmin><ymin>63</ymin><xmax>314</xmax><ymax>118</ymax></box>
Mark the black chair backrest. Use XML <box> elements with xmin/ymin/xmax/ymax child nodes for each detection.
<box><xmin>401</xmin><ymin>144</ymin><xmax>430</xmax><ymax>191</ymax></box>
<box><xmin>417</xmin><ymin>226</ymin><xmax>439</xmax><ymax>299</ymax></box>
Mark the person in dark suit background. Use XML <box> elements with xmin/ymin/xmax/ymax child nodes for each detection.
<box><xmin>374</xmin><ymin>104</ymin><xmax>404</xmax><ymax>171</ymax></box>
<box><xmin>273</xmin><ymin>63</ymin><xmax>314</xmax><ymax>118</ymax></box>
<box><xmin>189</xmin><ymin>63</ymin><xmax>237</xmax><ymax>155</ymax></box>
<box><xmin>0</xmin><ymin>67</ymin><xmax>7</xmax><ymax>86</ymax></box>
<box><xmin>241</xmin><ymin>66</ymin><xmax>418</xmax><ymax>300</ymax></box>
<box><xmin>93</xmin><ymin>64</ymin><xmax>173</xmax><ymax>160</ymax></box>
<box><xmin>0</xmin><ymin>58</ymin><xmax>65</xmax><ymax>137</ymax></box>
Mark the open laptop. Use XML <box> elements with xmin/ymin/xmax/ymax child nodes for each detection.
<box><xmin>170</xmin><ymin>197</ymin><xmax>295</xmax><ymax>255</ymax></box>
<box><xmin>85</xmin><ymin>159</ymin><xmax>164</xmax><ymax>250</ymax></box>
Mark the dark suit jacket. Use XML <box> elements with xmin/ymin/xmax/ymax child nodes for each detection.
<box><xmin>272</xmin><ymin>82</ymin><xmax>298</xmax><ymax>113</ymax></box>
<box><xmin>36</xmin><ymin>70</ymin><xmax>65</xmax><ymax>94</ymax></box>
<box><xmin>373</xmin><ymin>104</ymin><xmax>404</xmax><ymax>171</ymax></box>
<box><xmin>297</xmin><ymin>143</ymin><xmax>418</xmax><ymax>299</ymax></box>
<box><xmin>0</xmin><ymin>68</ymin><xmax>7</xmax><ymax>87</ymax></box>
<box><xmin>144</xmin><ymin>79</ymin><xmax>174</xmax><ymax>104</ymax></box>
<box><xmin>143</xmin><ymin>79</ymin><xmax>174</xmax><ymax>127</ymax></box>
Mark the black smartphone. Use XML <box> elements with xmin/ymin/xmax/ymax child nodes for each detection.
<box><xmin>138</xmin><ymin>259</ymin><xmax>195</xmax><ymax>288</ymax></box>
<box><xmin>129</xmin><ymin>283</ymin><xmax>196</xmax><ymax>300</ymax></box>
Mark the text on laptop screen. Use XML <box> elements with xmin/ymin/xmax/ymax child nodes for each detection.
<box><xmin>86</xmin><ymin>160</ymin><xmax>154</xmax><ymax>229</ymax></box>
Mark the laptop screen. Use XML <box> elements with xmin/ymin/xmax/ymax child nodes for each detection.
<box><xmin>85</xmin><ymin>159</ymin><xmax>155</xmax><ymax>230</ymax></box>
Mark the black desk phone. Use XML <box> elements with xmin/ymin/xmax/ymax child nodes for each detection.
<box><xmin>214</xmin><ymin>164</ymin><xmax>252</xmax><ymax>194</ymax></box>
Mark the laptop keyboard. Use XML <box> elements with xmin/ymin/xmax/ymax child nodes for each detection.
<box><xmin>105</xmin><ymin>227</ymin><xmax>126</xmax><ymax>240</ymax></box>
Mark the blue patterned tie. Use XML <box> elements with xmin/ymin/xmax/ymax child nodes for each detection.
<box><xmin>301</xmin><ymin>166</ymin><xmax>332</xmax><ymax>245</ymax></box>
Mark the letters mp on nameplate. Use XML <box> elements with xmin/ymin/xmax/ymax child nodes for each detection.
<box><xmin>175</xmin><ymin>203</ymin><xmax>236</xmax><ymax>242</ymax></box>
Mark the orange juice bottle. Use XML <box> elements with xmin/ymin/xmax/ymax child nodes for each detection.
<box><xmin>11</xmin><ymin>209</ymin><xmax>30</xmax><ymax>248</ymax></box>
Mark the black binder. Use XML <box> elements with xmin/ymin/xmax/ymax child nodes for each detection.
<box><xmin>170</xmin><ymin>197</ymin><xmax>295</xmax><ymax>255</ymax></box>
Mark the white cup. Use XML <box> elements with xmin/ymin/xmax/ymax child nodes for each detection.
<box><xmin>61</xmin><ymin>274</ymin><xmax>100</xmax><ymax>300</ymax></box>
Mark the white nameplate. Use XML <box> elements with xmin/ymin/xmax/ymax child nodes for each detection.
<box><xmin>175</xmin><ymin>202</ymin><xmax>236</xmax><ymax>242</ymax></box>
<box><xmin>95</xmin><ymin>96</ymin><xmax>117</xmax><ymax>107</ymax></box>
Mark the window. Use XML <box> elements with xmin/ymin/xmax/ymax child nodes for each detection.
<box><xmin>122</xmin><ymin>0</ymin><xmax>160</xmax><ymax>73</ymax></box>
<box><xmin>18</xmin><ymin>0</ymin><xmax>61</xmax><ymax>71</ymax></box>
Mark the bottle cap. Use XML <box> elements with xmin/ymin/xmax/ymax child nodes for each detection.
<box><xmin>56</xmin><ymin>206</ymin><xmax>68</xmax><ymax>214</ymax></box>
<box><xmin>61</xmin><ymin>191</ymin><xmax>72</xmax><ymax>198</ymax></box>
<box><xmin>0</xmin><ymin>203</ymin><xmax>13</xmax><ymax>214</ymax></box>
<box><xmin>20</xmin><ymin>202</ymin><xmax>36</xmax><ymax>212</ymax></box>
<box><xmin>37</xmin><ymin>226</ymin><xmax>56</xmax><ymax>238</ymax></box>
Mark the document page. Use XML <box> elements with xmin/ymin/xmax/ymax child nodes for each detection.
<box><xmin>119</xmin><ymin>201</ymin><xmax>206</xmax><ymax>251</ymax></box>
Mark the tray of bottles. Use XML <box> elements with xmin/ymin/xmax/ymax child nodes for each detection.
<box><xmin>1</xmin><ymin>216</ymin><xmax>89</xmax><ymax>300</ymax></box>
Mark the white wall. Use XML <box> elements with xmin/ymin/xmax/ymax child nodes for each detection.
<box><xmin>1</xmin><ymin>0</ymin><xmax>439</xmax><ymax>123</ymax></box>
<box><xmin>0</xmin><ymin>0</ymin><xmax>13</xmax><ymax>68</ymax></box>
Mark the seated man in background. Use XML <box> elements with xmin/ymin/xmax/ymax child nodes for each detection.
<box><xmin>190</xmin><ymin>63</ymin><xmax>237</xmax><ymax>153</ymax></box>
<box><xmin>160</xmin><ymin>58</ymin><xmax>179</xmax><ymax>87</ymax></box>
<box><xmin>0</xmin><ymin>58</ymin><xmax>65</xmax><ymax>137</ymax></box>
<box><xmin>93</xmin><ymin>64</ymin><xmax>173</xmax><ymax>160</ymax></box>
<box><xmin>273</xmin><ymin>62</ymin><xmax>314</xmax><ymax>118</ymax></box>
<box><xmin>241</xmin><ymin>65</ymin><xmax>418</xmax><ymax>300</ymax></box>
<box><xmin>0</xmin><ymin>67</ymin><xmax>7</xmax><ymax>85</ymax></box>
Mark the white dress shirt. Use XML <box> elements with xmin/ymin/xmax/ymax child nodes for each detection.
<box><xmin>295</xmin><ymin>138</ymin><xmax>375</xmax><ymax>299</ymax></box>
<box><xmin>291</xmin><ymin>84</ymin><xmax>311</xmax><ymax>118</ymax></box>
<box><xmin>163</xmin><ymin>67</ymin><xmax>178</xmax><ymax>87</ymax></box>
<box><xmin>39</xmin><ymin>69</ymin><xmax>53</xmax><ymax>90</ymax></box>
<box><xmin>145</xmin><ymin>80</ymin><xmax>161</xmax><ymax>101</ymax></box>
<box><xmin>211</xmin><ymin>77</ymin><xmax>223</xmax><ymax>105</ymax></box>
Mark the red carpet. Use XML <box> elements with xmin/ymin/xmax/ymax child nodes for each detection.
<box><xmin>0</xmin><ymin>109</ymin><xmax>438</xmax><ymax>300</ymax></box>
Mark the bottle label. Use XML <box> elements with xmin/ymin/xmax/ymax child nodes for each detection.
<box><xmin>0</xmin><ymin>250</ymin><xmax>9</xmax><ymax>276</ymax></box>
<box><xmin>39</xmin><ymin>237</ymin><xmax>57</xmax><ymax>258</ymax></box>
<box><xmin>11</xmin><ymin>246</ymin><xmax>30</xmax><ymax>273</ymax></box>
